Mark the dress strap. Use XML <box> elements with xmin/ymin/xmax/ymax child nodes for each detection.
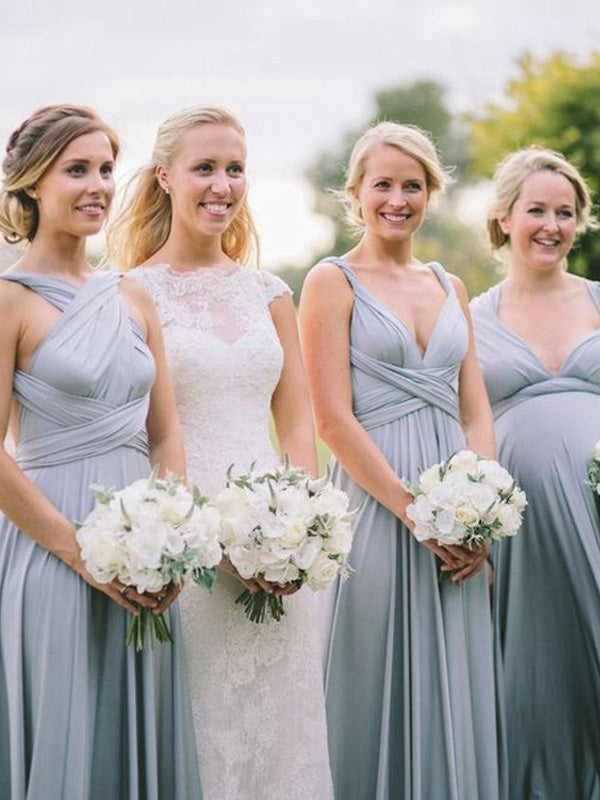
<box><xmin>319</xmin><ymin>257</ymin><xmax>359</xmax><ymax>289</ymax></box>
<box><xmin>427</xmin><ymin>261</ymin><xmax>454</xmax><ymax>296</ymax></box>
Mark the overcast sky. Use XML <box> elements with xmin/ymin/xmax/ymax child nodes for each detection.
<box><xmin>1</xmin><ymin>0</ymin><xmax>598</xmax><ymax>268</ymax></box>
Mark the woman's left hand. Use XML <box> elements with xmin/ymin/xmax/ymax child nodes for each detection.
<box><xmin>150</xmin><ymin>581</ymin><xmax>184</xmax><ymax>615</ymax></box>
<box><xmin>442</xmin><ymin>542</ymin><xmax>490</xmax><ymax>582</ymax></box>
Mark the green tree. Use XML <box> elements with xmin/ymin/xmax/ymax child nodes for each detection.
<box><xmin>469</xmin><ymin>52</ymin><xmax>600</xmax><ymax>279</ymax></box>
<box><xmin>299</xmin><ymin>79</ymin><xmax>497</xmax><ymax>299</ymax></box>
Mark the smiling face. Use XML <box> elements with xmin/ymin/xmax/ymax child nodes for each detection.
<box><xmin>159</xmin><ymin>123</ymin><xmax>247</xmax><ymax>240</ymax></box>
<box><xmin>355</xmin><ymin>144</ymin><xmax>428</xmax><ymax>243</ymax></box>
<box><xmin>33</xmin><ymin>130</ymin><xmax>115</xmax><ymax>238</ymax></box>
<box><xmin>500</xmin><ymin>170</ymin><xmax>577</xmax><ymax>272</ymax></box>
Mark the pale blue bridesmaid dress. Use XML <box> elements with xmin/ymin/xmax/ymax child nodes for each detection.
<box><xmin>323</xmin><ymin>258</ymin><xmax>503</xmax><ymax>800</ymax></box>
<box><xmin>472</xmin><ymin>282</ymin><xmax>600</xmax><ymax>799</ymax></box>
<box><xmin>0</xmin><ymin>271</ymin><xmax>201</xmax><ymax>799</ymax></box>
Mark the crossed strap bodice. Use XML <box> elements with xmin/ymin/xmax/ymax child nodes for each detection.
<box><xmin>0</xmin><ymin>270</ymin><xmax>153</xmax><ymax>469</ymax></box>
<box><xmin>350</xmin><ymin>348</ymin><xmax>460</xmax><ymax>429</ymax></box>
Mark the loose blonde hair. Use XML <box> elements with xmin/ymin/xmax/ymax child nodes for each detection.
<box><xmin>488</xmin><ymin>147</ymin><xmax>595</xmax><ymax>249</ymax></box>
<box><xmin>109</xmin><ymin>105</ymin><xmax>259</xmax><ymax>269</ymax></box>
<box><xmin>339</xmin><ymin>121</ymin><xmax>451</xmax><ymax>235</ymax></box>
<box><xmin>0</xmin><ymin>105</ymin><xmax>119</xmax><ymax>244</ymax></box>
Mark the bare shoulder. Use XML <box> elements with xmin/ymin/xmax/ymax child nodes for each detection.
<box><xmin>0</xmin><ymin>278</ymin><xmax>28</xmax><ymax>323</ymax></box>
<box><xmin>120</xmin><ymin>274</ymin><xmax>155</xmax><ymax>308</ymax></box>
<box><xmin>302</xmin><ymin>260</ymin><xmax>353</xmax><ymax>305</ymax></box>
<box><xmin>447</xmin><ymin>273</ymin><xmax>470</xmax><ymax>303</ymax></box>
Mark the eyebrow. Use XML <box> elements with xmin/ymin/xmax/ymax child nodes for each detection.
<box><xmin>527</xmin><ymin>199</ymin><xmax>575</xmax><ymax>207</ymax></box>
<box><xmin>62</xmin><ymin>157</ymin><xmax>114</xmax><ymax>165</ymax></box>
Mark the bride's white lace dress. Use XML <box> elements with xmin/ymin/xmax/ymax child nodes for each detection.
<box><xmin>129</xmin><ymin>264</ymin><xmax>333</xmax><ymax>800</ymax></box>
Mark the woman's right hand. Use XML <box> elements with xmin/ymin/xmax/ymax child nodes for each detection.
<box><xmin>72</xmin><ymin>558</ymin><xmax>159</xmax><ymax>615</ymax></box>
<box><xmin>396</xmin><ymin>491</ymin><xmax>474</xmax><ymax>572</ymax></box>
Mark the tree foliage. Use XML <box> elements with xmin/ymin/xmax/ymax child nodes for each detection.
<box><xmin>469</xmin><ymin>52</ymin><xmax>600</xmax><ymax>279</ymax></box>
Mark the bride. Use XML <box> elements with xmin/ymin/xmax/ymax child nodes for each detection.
<box><xmin>110</xmin><ymin>106</ymin><xmax>333</xmax><ymax>800</ymax></box>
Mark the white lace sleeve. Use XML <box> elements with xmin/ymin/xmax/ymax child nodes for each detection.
<box><xmin>256</xmin><ymin>270</ymin><xmax>292</xmax><ymax>305</ymax></box>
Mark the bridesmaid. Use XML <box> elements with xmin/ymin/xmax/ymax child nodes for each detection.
<box><xmin>471</xmin><ymin>147</ymin><xmax>600</xmax><ymax>798</ymax></box>
<box><xmin>0</xmin><ymin>105</ymin><xmax>201</xmax><ymax>798</ymax></box>
<box><xmin>299</xmin><ymin>121</ymin><xmax>503</xmax><ymax>799</ymax></box>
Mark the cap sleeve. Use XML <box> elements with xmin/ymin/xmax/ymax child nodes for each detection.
<box><xmin>257</xmin><ymin>270</ymin><xmax>292</xmax><ymax>305</ymax></box>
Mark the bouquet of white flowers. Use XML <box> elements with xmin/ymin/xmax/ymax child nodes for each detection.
<box><xmin>587</xmin><ymin>440</ymin><xmax>600</xmax><ymax>498</ymax></box>
<box><xmin>216</xmin><ymin>458</ymin><xmax>355</xmax><ymax>623</ymax></box>
<box><xmin>405</xmin><ymin>450</ymin><xmax>526</xmax><ymax>554</ymax></box>
<box><xmin>76</xmin><ymin>468</ymin><xmax>222</xmax><ymax>650</ymax></box>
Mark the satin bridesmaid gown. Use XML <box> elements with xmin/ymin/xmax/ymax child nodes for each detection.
<box><xmin>322</xmin><ymin>258</ymin><xmax>503</xmax><ymax>800</ymax></box>
<box><xmin>0</xmin><ymin>271</ymin><xmax>201</xmax><ymax>799</ymax></box>
<box><xmin>472</xmin><ymin>282</ymin><xmax>600</xmax><ymax>799</ymax></box>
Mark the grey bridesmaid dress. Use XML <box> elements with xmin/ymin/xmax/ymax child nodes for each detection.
<box><xmin>0</xmin><ymin>271</ymin><xmax>201</xmax><ymax>799</ymax></box>
<box><xmin>472</xmin><ymin>283</ymin><xmax>600</xmax><ymax>799</ymax></box>
<box><xmin>323</xmin><ymin>258</ymin><xmax>502</xmax><ymax>800</ymax></box>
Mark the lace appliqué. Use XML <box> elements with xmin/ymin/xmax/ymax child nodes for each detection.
<box><xmin>128</xmin><ymin>264</ymin><xmax>332</xmax><ymax>800</ymax></box>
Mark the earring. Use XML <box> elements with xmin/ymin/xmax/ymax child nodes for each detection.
<box><xmin>164</xmin><ymin>186</ymin><xmax>170</xmax><ymax>195</ymax></box>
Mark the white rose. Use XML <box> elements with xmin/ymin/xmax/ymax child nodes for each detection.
<box><xmin>479</xmin><ymin>460</ymin><xmax>514</xmax><ymax>491</ymax></box>
<box><xmin>264</xmin><ymin>561</ymin><xmax>300</xmax><ymax>584</ymax></box>
<box><xmin>293</xmin><ymin>536</ymin><xmax>323</xmax><ymax>570</ymax></box>
<box><xmin>593</xmin><ymin>440</ymin><xmax>600</xmax><ymax>461</ymax></box>
<box><xmin>494</xmin><ymin>503</ymin><xmax>523</xmax><ymax>537</ymax></box>
<box><xmin>323</xmin><ymin>522</ymin><xmax>353</xmax><ymax>556</ymax></box>
<box><xmin>80</xmin><ymin>532</ymin><xmax>127</xmax><ymax>583</ymax></box>
<box><xmin>449</xmin><ymin>450</ymin><xmax>479</xmax><ymax>472</ymax></box>
<box><xmin>454</xmin><ymin>504</ymin><xmax>480</xmax><ymax>526</ymax></box>
<box><xmin>313</xmin><ymin>486</ymin><xmax>350</xmax><ymax>518</ymax></box>
<box><xmin>275</xmin><ymin>485</ymin><xmax>315</xmax><ymax>523</ymax></box>
<box><xmin>463</xmin><ymin>482</ymin><xmax>496</xmax><ymax>513</ymax></box>
<box><xmin>419</xmin><ymin>465</ymin><xmax>442</xmax><ymax>494</ymax></box>
<box><xmin>306</xmin><ymin>553</ymin><xmax>339</xmax><ymax>591</ymax></box>
<box><xmin>228</xmin><ymin>546</ymin><xmax>260</xmax><ymax>579</ymax></box>
<box><xmin>510</xmin><ymin>488</ymin><xmax>528</xmax><ymax>511</ymax></box>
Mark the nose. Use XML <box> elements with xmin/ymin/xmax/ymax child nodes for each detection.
<box><xmin>542</xmin><ymin>212</ymin><xmax>560</xmax><ymax>232</ymax></box>
<box><xmin>388</xmin><ymin>189</ymin><xmax>407</xmax><ymax>208</ymax></box>
<box><xmin>210</xmin><ymin>171</ymin><xmax>229</xmax><ymax>196</ymax></box>
<box><xmin>86</xmin><ymin>168</ymin><xmax>109</xmax><ymax>195</ymax></box>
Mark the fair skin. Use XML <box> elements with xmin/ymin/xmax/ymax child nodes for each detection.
<box><xmin>496</xmin><ymin>170</ymin><xmax>599</xmax><ymax>373</ymax></box>
<box><xmin>300</xmin><ymin>143</ymin><xmax>495</xmax><ymax>581</ymax></box>
<box><xmin>0</xmin><ymin>130</ymin><xmax>185</xmax><ymax>616</ymax></box>
<box><xmin>147</xmin><ymin>122</ymin><xmax>317</xmax><ymax>594</ymax></box>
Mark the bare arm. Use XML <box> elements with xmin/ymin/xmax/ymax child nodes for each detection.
<box><xmin>299</xmin><ymin>263</ymin><xmax>413</xmax><ymax>520</ymax></box>
<box><xmin>270</xmin><ymin>293</ymin><xmax>318</xmax><ymax>477</ymax></box>
<box><xmin>449</xmin><ymin>275</ymin><xmax>495</xmax><ymax>579</ymax></box>
<box><xmin>122</xmin><ymin>278</ymin><xmax>186</xmax><ymax>479</ymax></box>
<box><xmin>0</xmin><ymin>283</ymin><xmax>152</xmax><ymax>613</ymax></box>
<box><xmin>451</xmin><ymin>276</ymin><xmax>496</xmax><ymax>458</ymax></box>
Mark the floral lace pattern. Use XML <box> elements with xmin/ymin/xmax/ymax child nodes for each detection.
<box><xmin>129</xmin><ymin>264</ymin><xmax>333</xmax><ymax>800</ymax></box>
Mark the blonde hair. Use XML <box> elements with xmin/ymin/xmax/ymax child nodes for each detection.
<box><xmin>339</xmin><ymin>121</ymin><xmax>451</xmax><ymax>234</ymax></box>
<box><xmin>0</xmin><ymin>105</ymin><xmax>119</xmax><ymax>244</ymax></box>
<box><xmin>109</xmin><ymin>105</ymin><xmax>259</xmax><ymax>269</ymax></box>
<box><xmin>488</xmin><ymin>147</ymin><xmax>595</xmax><ymax>249</ymax></box>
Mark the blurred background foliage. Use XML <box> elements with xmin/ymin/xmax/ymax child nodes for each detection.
<box><xmin>278</xmin><ymin>50</ymin><xmax>600</xmax><ymax>300</ymax></box>
<box><xmin>2</xmin><ymin>51</ymin><xmax>598</xmax><ymax>289</ymax></box>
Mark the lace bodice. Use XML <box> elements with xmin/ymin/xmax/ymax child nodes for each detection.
<box><xmin>128</xmin><ymin>264</ymin><xmax>291</xmax><ymax>494</ymax></box>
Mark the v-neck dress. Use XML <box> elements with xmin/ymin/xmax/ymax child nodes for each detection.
<box><xmin>322</xmin><ymin>258</ymin><xmax>502</xmax><ymax>800</ymax></box>
<box><xmin>0</xmin><ymin>271</ymin><xmax>201</xmax><ymax>800</ymax></box>
<box><xmin>472</xmin><ymin>282</ymin><xmax>600</xmax><ymax>799</ymax></box>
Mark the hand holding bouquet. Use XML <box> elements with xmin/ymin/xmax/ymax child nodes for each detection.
<box><xmin>76</xmin><ymin>468</ymin><xmax>222</xmax><ymax>650</ymax></box>
<box><xmin>216</xmin><ymin>458</ymin><xmax>355</xmax><ymax>623</ymax></box>
<box><xmin>405</xmin><ymin>450</ymin><xmax>526</xmax><ymax>575</ymax></box>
